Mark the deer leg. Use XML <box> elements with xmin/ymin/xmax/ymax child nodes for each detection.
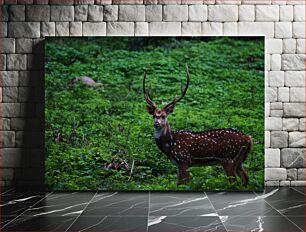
<box><xmin>222</xmin><ymin>162</ymin><xmax>237</xmax><ymax>184</ymax></box>
<box><xmin>237</xmin><ymin>165</ymin><xmax>249</xmax><ymax>186</ymax></box>
<box><xmin>177</xmin><ymin>164</ymin><xmax>190</xmax><ymax>185</ymax></box>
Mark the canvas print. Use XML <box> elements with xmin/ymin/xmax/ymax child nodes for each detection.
<box><xmin>45</xmin><ymin>37</ymin><xmax>264</xmax><ymax>191</ymax></box>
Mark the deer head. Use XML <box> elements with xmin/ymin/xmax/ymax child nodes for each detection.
<box><xmin>143</xmin><ymin>64</ymin><xmax>190</xmax><ymax>130</ymax></box>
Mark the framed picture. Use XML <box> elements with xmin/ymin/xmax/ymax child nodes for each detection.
<box><xmin>45</xmin><ymin>37</ymin><xmax>264</xmax><ymax>191</ymax></box>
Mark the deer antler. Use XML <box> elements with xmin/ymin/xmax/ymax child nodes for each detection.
<box><xmin>164</xmin><ymin>64</ymin><xmax>190</xmax><ymax>110</ymax></box>
<box><xmin>143</xmin><ymin>69</ymin><xmax>157</xmax><ymax>109</ymax></box>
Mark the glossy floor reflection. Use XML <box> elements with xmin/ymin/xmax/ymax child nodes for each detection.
<box><xmin>0</xmin><ymin>187</ymin><xmax>305</xmax><ymax>231</ymax></box>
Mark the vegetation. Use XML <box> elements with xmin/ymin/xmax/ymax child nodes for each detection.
<box><xmin>45</xmin><ymin>37</ymin><xmax>264</xmax><ymax>191</ymax></box>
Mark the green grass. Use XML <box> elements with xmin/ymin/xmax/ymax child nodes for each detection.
<box><xmin>45</xmin><ymin>37</ymin><xmax>264</xmax><ymax>191</ymax></box>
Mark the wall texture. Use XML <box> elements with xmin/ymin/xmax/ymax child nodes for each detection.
<box><xmin>0</xmin><ymin>0</ymin><xmax>305</xmax><ymax>187</ymax></box>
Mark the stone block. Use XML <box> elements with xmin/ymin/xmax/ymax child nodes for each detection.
<box><xmin>265</xmin><ymin>168</ymin><xmax>286</xmax><ymax>181</ymax></box>
<box><xmin>287</xmin><ymin>168</ymin><xmax>297</xmax><ymax>180</ymax></box>
<box><xmin>277</xmin><ymin>87</ymin><xmax>289</xmax><ymax>102</ymax></box>
<box><xmin>290</xmin><ymin>181</ymin><xmax>306</xmax><ymax>186</ymax></box>
<box><xmin>265</xmin><ymin>54</ymin><xmax>270</xmax><ymax>71</ymax></box>
<box><xmin>41</xmin><ymin>22</ymin><xmax>55</xmax><ymax>37</ymax></box>
<box><xmin>255</xmin><ymin>5</ymin><xmax>279</xmax><ymax>21</ymax></box>
<box><xmin>265</xmin><ymin>102</ymin><xmax>270</xmax><ymax>117</ymax></box>
<box><xmin>265</xmin><ymin>148</ymin><xmax>280</xmax><ymax>167</ymax></box>
<box><xmin>7</xmin><ymin>54</ymin><xmax>27</xmax><ymax>71</ymax></box>
<box><xmin>299</xmin><ymin>118</ymin><xmax>305</xmax><ymax>131</ymax></box>
<box><xmin>119</xmin><ymin>5</ymin><xmax>145</xmax><ymax>21</ymax></box>
<box><xmin>238</xmin><ymin>22</ymin><xmax>274</xmax><ymax>37</ymax></box>
<box><xmin>1</xmin><ymin>38</ymin><xmax>15</xmax><ymax>53</ymax></box>
<box><xmin>281</xmin><ymin>148</ymin><xmax>305</xmax><ymax>168</ymax></box>
<box><xmin>189</xmin><ymin>5</ymin><xmax>207</xmax><ymax>21</ymax></box>
<box><xmin>265</xmin><ymin>181</ymin><xmax>280</xmax><ymax>187</ymax></box>
<box><xmin>275</xmin><ymin>22</ymin><xmax>292</xmax><ymax>39</ymax></box>
<box><xmin>107</xmin><ymin>22</ymin><xmax>133</xmax><ymax>36</ymax></box>
<box><xmin>16</xmin><ymin>39</ymin><xmax>32</xmax><ymax>53</ymax></box>
<box><xmin>290</xmin><ymin>87</ymin><xmax>304</xmax><ymax>102</ymax></box>
<box><xmin>269</xmin><ymin>71</ymin><xmax>284</xmax><ymax>87</ymax></box>
<box><xmin>182</xmin><ymin>22</ymin><xmax>201</xmax><ymax>36</ymax></box>
<box><xmin>289</xmin><ymin>132</ymin><xmax>305</xmax><ymax>147</ymax></box>
<box><xmin>208</xmin><ymin>5</ymin><xmax>238</xmax><ymax>21</ymax></box>
<box><xmin>74</xmin><ymin>5</ymin><xmax>88</xmax><ymax>21</ymax></box>
<box><xmin>293</xmin><ymin>22</ymin><xmax>305</xmax><ymax>38</ymax></box>
<box><xmin>270</xmin><ymin>110</ymin><xmax>283</xmax><ymax>117</ymax></box>
<box><xmin>1</xmin><ymin>131</ymin><xmax>15</xmax><ymax>147</ymax></box>
<box><xmin>1</xmin><ymin>118</ymin><xmax>10</xmax><ymax>131</ymax></box>
<box><xmin>265</xmin><ymin>39</ymin><xmax>282</xmax><ymax>54</ymax></box>
<box><xmin>265</xmin><ymin>87</ymin><xmax>277</xmax><ymax>102</ymax></box>
<box><xmin>239</xmin><ymin>5</ymin><xmax>255</xmax><ymax>21</ymax></box>
<box><xmin>26</xmin><ymin>5</ymin><xmax>50</xmax><ymax>21</ymax></box>
<box><xmin>0</xmin><ymin>54</ymin><xmax>6</xmax><ymax>71</ymax></box>
<box><xmin>265</xmin><ymin>131</ymin><xmax>270</xmax><ymax>148</ymax></box>
<box><xmin>283</xmin><ymin>39</ymin><xmax>296</xmax><ymax>54</ymax></box>
<box><xmin>50</xmin><ymin>6</ymin><xmax>74</xmax><ymax>21</ymax></box>
<box><xmin>149</xmin><ymin>22</ymin><xmax>181</xmax><ymax>36</ymax></box>
<box><xmin>282</xmin><ymin>54</ymin><xmax>305</xmax><ymax>70</ymax></box>
<box><xmin>55</xmin><ymin>22</ymin><xmax>69</xmax><ymax>36</ymax></box>
<box><xmin>104</xmin><ymin>5</ymin><xmax>118</xmax><ymax>21</ymax></box>
<box><xmin>285</xmin><ymin>71</ymin><xmax>305</xmax><ymax>87</ymax></box>
<box><xmin>266</xmin><ymin>117</ymin><xmax>282</xmax><ymax>131</ymax></box>
<box><xmin>294</xmin><ymin>5</ymin><xmax>305</xmax><ymax>21</ymax></box>
<box><xmin>3</xmin><ymin>87</ymin><xmax>18</xmax><ymax>102</ymax></box>
<box><xmin>9</xmin><ymin>5</ymin><xmax>25</xmax><ymax>21</ymax></box>
<box><xmin>3</xmin><ymin>103</ymin><xmax>20</xmax><ymax>117</ymax></box>
<box><xmin>202</xmin><ymin>22</ymin><xmax>222</xmax><ymax>35</ymax></box>
<box><xmin>145</xmin><ymin>5</ymin><xmax>162</xmax><ymax>22</ymax></box>
<box><xmin>88</xmin><ymin>5</ymin><xmax>103</xmax><ymax>21</ymax></box>
<box><xmin>270</xmin><ymin>131</ymin><xmax>288</xmax><ymax>148</ymax></box>
<box><xmin>270</xmin><ymin>54</ymin><xmax>281</xmax><ymax>71</ymax></box>
<box><xmin>2</xmin><ymin>71</ymin><xmax>18</xmax><ymax>86</ymax></box>
<box><xmin>163</xmin><ymin>5</ymin><xmax>188</xmax><ymax>22</ymax></box>
<box><xmin>223</xmin><ymin>22</ymin><xmax>238</xmax><ymax>36</ymax></box>
<box><xmin>279</xmin><ymin>181</ymin><xmax>290</xmax><ymax>186</ymax></box>
<box><xmin>8</xmin><ymin>22</ymin><xmax>40</xmax><ymax>38</ymax></box>
<box><xmin>1</xmin><ymin>5</ymin><xmax>9</xmax><ymax>22</ymax></box>
<box><xmin>280</xmin><ymin>5</ymin><xmax>293</xmax><ymax>21</ymax></box>
<box><xmin>135</xmin><ymin>22</ymin><xmax>148</xmax><ymax>36</ymax></box>
<box><xmin>283</xmin><ymin>118</ymin><xmax>299</xmax><ymax>131</ymax></box>
<box><xmin>296</xmin><ymin>39</ymin><xmax>305</xmax><ymax>54</ymax></box>
<box><xmin>70</xmin><ymin>22</ymin><xmax>82</xmax><ymax>36</ymax></box>
<box><xmin>284</xmin><ymin>103</ymin><xmax>304</xmax><ymax>117</ymax></box>
<box><xmin>297</xmin><ymin>168</ymin><xmax>305</xmax><ymax>180</ymax></box>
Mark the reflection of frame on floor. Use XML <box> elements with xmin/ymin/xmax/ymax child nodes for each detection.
<box><xmin>45</xmin><ymin>37</ymin><xmax>264</xmax><ymax>191</ymax></box>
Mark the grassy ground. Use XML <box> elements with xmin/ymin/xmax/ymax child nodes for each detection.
<box><xmin>45</xmin><ymin>37</ymin><xmax>264</xmax><ymax>191</ymax></box>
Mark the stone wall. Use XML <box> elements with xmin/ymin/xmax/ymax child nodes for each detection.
<box><xmin>0</xmin><ymin>0</ymin><xmax>305</xmax><ymax>187</ymax></box>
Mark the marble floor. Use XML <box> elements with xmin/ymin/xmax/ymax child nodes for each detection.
<box><xmin>0</xmin><ymin>187</ymin><xmax>305</xmax><ymax>231</ymax></box>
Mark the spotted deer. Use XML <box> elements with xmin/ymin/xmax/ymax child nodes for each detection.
<box><xmin>143</xmin><ymin>64</ymin><xmax>252</xmax><ymax>186</ymax></box>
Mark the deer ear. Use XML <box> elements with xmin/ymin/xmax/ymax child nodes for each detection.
<box><xmin>146</xmin><ymin>105</ymin><xmax>155</xmax><ymax>115</ymax></box>
<box><xmin>164</xmin><ymin>104</ymin><xmax>175</xmax><ymax>115</ymax></box>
